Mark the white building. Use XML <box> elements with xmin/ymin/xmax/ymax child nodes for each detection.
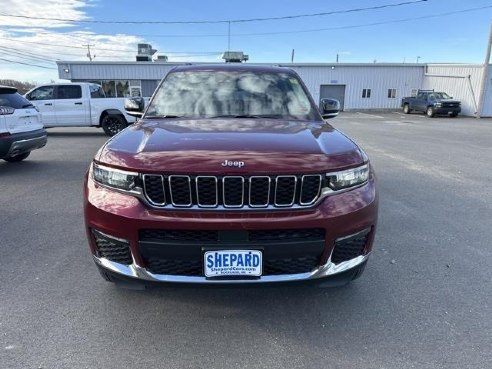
<box><xmin>56</xmin><ymin>61</ymin><xmax>492</xmax><ymax>117</ymax></box>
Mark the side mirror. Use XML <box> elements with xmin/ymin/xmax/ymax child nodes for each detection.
<box><xmin>124</xmin><ymin>97</ymin><xmax>145</xmax><ymax>118</ymax></box>
<box><xmin>25</xmin><ymin>93</ymin><xmax>31</xmax><ymax>100</ymax></box>
<box><xmin>320</xmin><ymin>98</ymin><xmax>340</xmax><ymax>119</ymax></box>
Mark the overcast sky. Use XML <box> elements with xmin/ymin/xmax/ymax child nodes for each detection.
<box><xmin>0</xmin><ymin>0</ymin><xmax>491</xmax><ymax>83</ymax></box>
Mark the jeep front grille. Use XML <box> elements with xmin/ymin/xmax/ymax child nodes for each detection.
<box><xmin>142</xmin><ymin>174</ymin><xmax>322</xmax><ymax>210</ymax></box>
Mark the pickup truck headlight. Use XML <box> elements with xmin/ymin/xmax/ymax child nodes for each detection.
<box><xmin>326</xmin><ymin>164</ymin><xmax>369</xmax><ymax>191</ymax></box>
<box><xmin>92</xmin><ymin>163</ymin><xmax>139</xmax><ymax>191</ymax></box>
<box><xmin>434</xmin><ymin>103</ymin><xmax>442</xmax><ymax>107</ymax></box>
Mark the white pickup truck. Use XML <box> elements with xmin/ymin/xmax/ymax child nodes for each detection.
<box><xmin>25</xmin><ymin>82</ymin><xmax>137</xmax><ymax>136</ymax></box>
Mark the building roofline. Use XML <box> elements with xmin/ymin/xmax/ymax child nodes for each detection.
<box><xmin>55</xmin><ymin>61</ymin><xmax>491</xmax><ymax>69</ymax></box>
<box><xmin>55</xmin><ymin>61</ymin><xmax>431</xmax><ymax>67</ymax></box>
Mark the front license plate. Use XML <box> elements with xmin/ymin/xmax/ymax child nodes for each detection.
<box><xmin>204</xmin><ymin>250</ymin><xmax>262</xmax><ymax>277</ymax></box>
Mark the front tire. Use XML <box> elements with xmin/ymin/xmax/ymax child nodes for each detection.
<box><xmin>426</xmin><ymin>106</ymin><xmax>435</xmax><ymax>118</ymax></box>
<box><xmin>101</xmin><ymin>114</ymin><xmax>127</xmax><ymax>136</ymax></box>
<box><xmin>3</xmin><ymin>152</ymin><xmax>30</xmax><ymax>162</ymax></box>
<box><xmin>403</xmin><ymin>104</ymin><xmax>411</xmax><ymax>114</ymax></box>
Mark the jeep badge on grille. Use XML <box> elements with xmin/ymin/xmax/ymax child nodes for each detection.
<box><xmin>221</xmin><ymin>160</ymin><xmax>245</xmax><ymax>168</ymax></box>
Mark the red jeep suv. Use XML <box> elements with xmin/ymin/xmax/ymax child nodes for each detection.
<box><xmin>84</xmin><ymin>64</ymin><xmax>378</xmax><ymax>287</ymax></box>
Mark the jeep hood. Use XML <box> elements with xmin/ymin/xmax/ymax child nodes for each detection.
<box><xmin>96</xmin><ymin>119</ymin><xmax>364</xmax><ymax>174</ymax></box>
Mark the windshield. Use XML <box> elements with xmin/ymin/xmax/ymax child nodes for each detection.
<box><xmin>430</xmin><ymin>92</ymin><xmax>451</xmax><ymax>99</ymax></box>
<box><xmin>146</xmin><ymin>71</ymin><xmax>317</xmax><ymax>120</ymax></box>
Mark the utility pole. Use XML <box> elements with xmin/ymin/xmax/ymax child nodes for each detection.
<box><xmin>477</xmin><ymin>23</ymin><xmax>492</xmax><ymax>118</ymax></box>
<box><xmin>227</xmin><ymin>22</ymin><xmax>231</xmax><ymax>52</ymax></box>
<box><xmin>291</xmin><ymin>49</ymin><xmax>295</xmax><ymax>63</ymax></box>
<box><xmin>83</xmin><ymin>43</ymin><xmax>95</xmax><ymax>61</ymax></box>
<box><xmin>336</xmin><ymin>52</ymin><xmax>339</xmax><ymax>63</ymax></box>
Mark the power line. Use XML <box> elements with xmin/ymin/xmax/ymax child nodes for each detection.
<box><xmin>0</xmin><ymin>1</ymin><xmax>429</xmax><ymax>24</ymax></box>
<box><xmin>0</xmin><ymin>45</ymin><xmax>59</xmax><ymax>63</ymax></box>
<box><xmin>225</xmin><ymin>5</ymin><xmax>492</xmax><ymax>37</ymax></box>
<box><xmin>30</xmin><ymin>4</ymin><xmax>488</xmax><ymax>40</ymax></box>
<box><xmin>0</xmin><ymin>36</ymin><xmax>222</xmax><ymax>56</ymax></box>
<box><xmin>0</xmin><ymin>57</ymin><xmax>56</xmax><ymax>69</ymax></box>
<box><xmin>0</xmin><ymin>37</ymin><xmax>134</xmax><ymax>52</ymax></box>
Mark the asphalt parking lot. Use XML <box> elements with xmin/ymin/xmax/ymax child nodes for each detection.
<box><xmin>1</xmin><ymin>111</ymin><xmax>491</xmax><ymax>369</ymax></box>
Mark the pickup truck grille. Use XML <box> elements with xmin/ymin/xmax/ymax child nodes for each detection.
<box><xmin>142</xmin><ymin>174</ymin><xmax>323</xmax><ymax>210</ymax></box>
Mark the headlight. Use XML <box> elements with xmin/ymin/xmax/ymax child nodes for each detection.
<box><xmin>326</xmin><ymin>164</ymin><xmax>369</xmax><ymax>191</ymax></box>
<box><xmin>435</xmin><ymin>103</ymin><xmax>442</xmax><ymax>107</ymax></box>
<box><xmin>92</xmin><ymin>163</ymin><xmax>139</xmax><ymax>191</ymax></box>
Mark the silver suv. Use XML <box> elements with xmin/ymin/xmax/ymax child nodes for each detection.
<box><xmin>0</xmin><ymin>86</ymin><xmax>47</xmax><ymax>162</ymax></box>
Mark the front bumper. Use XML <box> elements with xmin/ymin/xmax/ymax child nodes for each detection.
<box><xmin>434</xmin><ymin>106</ymin><xmax>461</xmax><ymax>115</ymax></box>
<box><xmin>94</xmin><ymin>251</ymin><xmax>370</xmax><ymax>284</ymax></box>
<box><xmin>0</xmin><ymin>129</ymin><xmax>47</xmax><ymax>159</ymax></box>
<box><xmin>84</xmin><ymin>171</ymin><xmax>378</xmax><ymax>284</ymax></box>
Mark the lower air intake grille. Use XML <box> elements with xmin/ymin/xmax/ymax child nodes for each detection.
<box><xmin>146</xmin><ymin>258</ymin><xmax>202</xmax><ymax>276</ymax></box>
<box><xmin>138</xmin><ymin>228</ymin><xmax>325</xmax><ymax>276</ymax></box>
<box><xmin>93</xmin><ymin>231</ymin><xmax>132</xmax><ymax>265</ymax></box>
<box><xmin>139</xmin><ymin>229</ymin><xmax>219</xmax><ymax>243</ymax></box>
<box><xmin>249</xmin><ymin>228</ymin><xmax>325</xmax><ymax>242</ymax></box>
<box><xmin>331</xmin><ymin>231</ymin><xmax>369</xmax><ymax>264</ymax></box>
<box><xmin>263</xmin><ymin>256</ymin><xmax>319</xmax><ymax>275</ymax></box>
<box><xmin>144</xmin><ymin>256</ymin><xmax>319</xmax><ymax>276</ymax></box>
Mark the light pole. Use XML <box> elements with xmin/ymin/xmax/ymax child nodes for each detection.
<box><xmin>416</xmin><ymin>56</ymin><xmax>421</xmax><ymax>63</ymax></box>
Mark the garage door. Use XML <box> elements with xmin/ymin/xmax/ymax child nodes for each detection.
<box><xmin>319</xmin><ymin>85</ymin><xmax>346</xmax><ymax>111</ymax></box>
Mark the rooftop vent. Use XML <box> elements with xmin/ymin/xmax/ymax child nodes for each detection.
<box><xmin>156</xmin><ymin>55</ymin><xmax>169</xmax><ymax>62</ymax></box>
<box><xmin>222</xmin><ymin>51</ymin><xmax>249</xmax><ymax>63</ymax></box>
<box><xmin>136</xmin><ymin>43</ymin><xmax>157</xmax><ymax>62</ymax></box>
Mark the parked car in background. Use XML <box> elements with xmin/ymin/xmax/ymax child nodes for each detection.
<box><xmin>0</xmin><ymin>86</ymin><xmax>47</xmax><ymax>162</ymax></box>
<box><xmin>401</xmin><ymin>90</ymin><xmax>461</xmax><ymax>117</ymax></box>
<box><xmin>25</xmin><ymin>83</ymin><xmax>138</xmax><ymax>136</ymax></box>
<box><xmin>84</xmin><ymin>64</ymin><xmax>378</xmax><ymax>288</ymax></box>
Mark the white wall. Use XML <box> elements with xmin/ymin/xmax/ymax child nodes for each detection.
<box><xmin>58</xmin><ymin>61</ymin><xmax>492</xmax><ymax>116</ymax></box>
<box><xmin>422</xmin><ymin>65</ymin><xmax>485</xmax><ymax>116</ymax></box>
<box><xmin>290</xmin><ymin>65</ymin><xmax>424</xmax><ymax>110</ymax></box>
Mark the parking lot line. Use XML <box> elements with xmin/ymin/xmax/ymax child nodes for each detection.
<box><xmin>392</xmin><ymin>111</ymin><xmax>425</xmax><ymax>118</ymax></box>
<box><xmin>356</xmin><ymin>112</ymin><xmax>385</xmax><ymax>119</ymax></box>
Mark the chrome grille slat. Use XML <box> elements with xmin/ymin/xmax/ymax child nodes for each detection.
<box><xmin>223</xmin><ymin>176</ymin><xmax>244</xmax><ymax>208</ymax></box>
<box><xmin>299</xmin><ymin>174</ymin><xmax>322</xmax><ymax>206</ymax></box>
<box><xmin>169</xmin><ymin>175</ymin><xmax>192</xmax><ymax>207</ymax></box>
<box><xmin>142</xmin><ymin>174</ymin><xmax>323</xmax><ymax>210</ymax></box>
<box><xmin>249</xmin><ymin>176</ymin><xmax>271</xmax><ymax>208</ymax></box>
<box><xmin>142</xmin><ymin>174</ymin><xmax>166</xmax><ymax>205</ymax></box>
<box><xmin>196</xmin><ymin>176</ymin><xmax>218</xmax><ymax>208</ymax></box>
<box><xmin>274</xmin><ymin>175</ymin><xmax>297</xmax><ymax>207</ymax></box>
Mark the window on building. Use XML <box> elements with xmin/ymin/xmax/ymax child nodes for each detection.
<box><xmin>387</xmin><ymin>89</ymin><xmax>397</xmax><ymax>98</ymax></box>
<box><xmin>102</xmin><ymin>81</ymin><xmax>116</xmax><ymax>97</ymax></box>
<box><xmin>362</xmin><ymin>88</ymin><xmax>371</xmax><ymax>98</ymax></box>
<box><xmin>116</xmin><ymin>80</ymin><xmax>130</xmax><ymax>98</ymax></box>
<box><xmin>411</xmin><ymin>89</ymin><xmax>418</xmax><ymax>97</ymax></box>
<box><xmin>129</xmin><ymin>80</ymin><xmax>142</xmax><ymax>97</ymax></box>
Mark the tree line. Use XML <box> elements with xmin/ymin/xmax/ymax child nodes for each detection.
<box><xmin>0</xmin><ymin>80</ymin><xmax>37</xmax><ymax>94</ymax></box>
